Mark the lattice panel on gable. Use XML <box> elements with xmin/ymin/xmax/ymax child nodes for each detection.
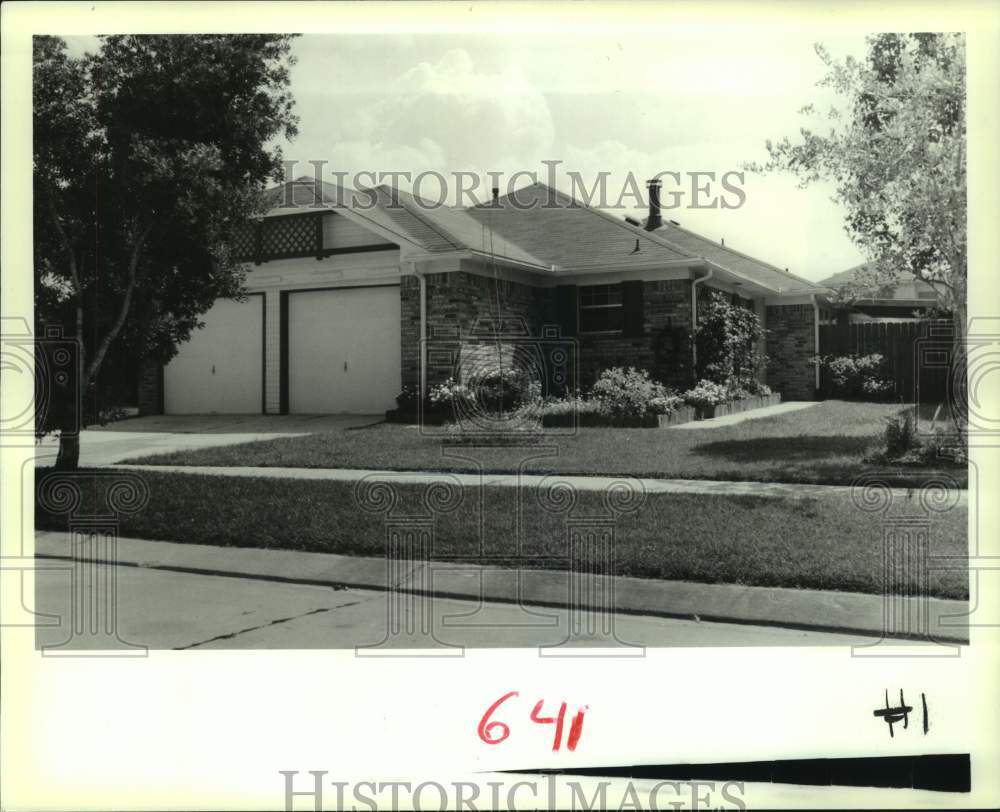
<box><xmin>231</xmin><ymin>223</ymin><xmax>256</xmax><ymax>261</ymax></box>
<box><xmin>259</xmin><ymin>214</ymin><xmax>318</xmax><ymax>259</ymax></box>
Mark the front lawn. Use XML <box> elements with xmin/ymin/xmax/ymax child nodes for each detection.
<box><xmin>130</xmin><ymin>401</ymin><xmax>967</xmax><ymax>487</ymax></box>
<box><xmin>35</xmin><ymin>469</ymin><xmax>968</xmax><ymax>599</ymax></box>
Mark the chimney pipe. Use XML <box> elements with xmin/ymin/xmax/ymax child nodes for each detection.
<box><xmin>645</xmin><ymin>179</ymin><xmax>662</xmax><ymax>231</ymax></box>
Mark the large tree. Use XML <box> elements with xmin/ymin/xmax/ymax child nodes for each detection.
<box><xmin>752</xmin><ymin>33</ymin><xmax>966</xmax><ymax>388</ymax></box>
<box><xmin>33</xmin><ymin>34</ymin><xmax>298</xmax><ymax>467</ymax></box>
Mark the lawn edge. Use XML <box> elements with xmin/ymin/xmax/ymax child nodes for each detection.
<box><xmin>108</xmin><ymin>460</ymin><xmax>969</xmax><ymax>490</ymax></box>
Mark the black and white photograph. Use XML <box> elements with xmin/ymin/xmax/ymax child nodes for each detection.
<box><xmin>2</xmin><ymin>1</ymin><xmax>998</xmax><ymax>810</ymax></box>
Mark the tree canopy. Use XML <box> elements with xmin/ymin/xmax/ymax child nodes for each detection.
<box><xmin>751</xmin><ymin>33</ymin><xmax>966</xmax><ymax>319</ymax></box>
<box><xmin>33</xmin><ymin>34</ymin><xmax>299</xmax><ymax>465</ymax></box>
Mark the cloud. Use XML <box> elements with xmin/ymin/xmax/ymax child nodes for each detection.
<box><xmin>293</xmin><ymin>48</ymin><xmax>555</xmax><ymax>178</ymax></box>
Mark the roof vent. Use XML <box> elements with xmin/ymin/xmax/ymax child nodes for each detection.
<box><xmin>625</xmin><ymin>215</ymin><xmax>641</xmax><ymax>226</ymax></box>
<box><xmin>629</xmin><ymin>239</ymin><xmax>640</xmax><ymax>255</ymax></box>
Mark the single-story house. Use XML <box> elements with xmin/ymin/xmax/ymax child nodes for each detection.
<box><xmin>139</xmin><ymin>177</ymin><xmax>833</xmax><ymax>416</ymax></box>
<box><xmin>819</xmin><ymin>264</ymin><xmax>942</xmax><ymax>323</ymax></box>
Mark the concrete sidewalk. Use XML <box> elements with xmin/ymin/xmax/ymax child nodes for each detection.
<box><xmin>32</xmin><ymin>558</ymin><xmax>876</xmax><ymax>650</ymax></box>
<box><xmin>35</xmin><ymin>531</ymin><xmax>970</xmax><ymax>645</ymax></box>
<box><xmin>110</xmin><ymin>462</ymin><xmax>968</xmax><ymax>504</ymax></box>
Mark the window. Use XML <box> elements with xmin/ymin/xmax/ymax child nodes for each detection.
<box><xmin>578</xmin><ymin>284</ymin><xmax>624</xmax><ymax>334</ymax></box>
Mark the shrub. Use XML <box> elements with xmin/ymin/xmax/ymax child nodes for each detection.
<box><xmin>428</xmin><ymin>377</ymin><xmax>473</xmax><ymax>409</ymax></box>
<box><xmin>865</xmin><ymin>410</ymin><xmax>967</xmax><ymax>467</ymax></box>
<box><xmin>590</xmin><ymin>367</ymin><xmax>674</xmax><ymax>417</ymax></box>
<box><xmin>466</xmin><ymin>367</ymin><xmax>532</xmax><ymax>414</ymax></box>
<box><xmin>429</xmin><ymin>368</ymin><xmax>542</xmax><ymax>421</ymax></box>
<box><xmin>695</xmin><ymin>290</ymin><xmax>768</xmax><ymax>389</ymax></box>
<box><xmin>883</xmin><ymin>411</ymin><xmax>917</xmax><ymax>458</ymax></box>
<box><xmin>395</xmin><ymin>386</ymin><xmax>419</xmax><ymax>411</ymax></box>
<box><xmin>682</xmin><ymin>379</ymin><xmax>730</xmax><ymax>408</ymax></box>
<box><xmin>649</xmin><ymin>395</ymin><xmax>684</xmax><ymax>415</ymax></box>
<box><xmin>819</xmin><ymin>353</ymin><xmax>894</xmax><ymax>400</ymax></box>
<box><xmin>539</xmin><ymin>396</ymin><xmax>607</xmax><ymax>419</ymax></box>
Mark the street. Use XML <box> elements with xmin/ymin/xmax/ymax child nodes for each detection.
<box><xmin>31</xmin><ymin>561</ymin><xmax>873</xmax><ymax>650</ymax></box>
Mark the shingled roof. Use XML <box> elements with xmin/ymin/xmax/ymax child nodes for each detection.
<box><xmin>643</xmin><ymin>217</ymin><xmax>824</xmax><ymax>295</ymax></box>
<box><xmin>261</xmin><ymin>178</ymin><xmax>827</xmax><ymax>295</ymax></box>
<box><xmin>465</xmin><ymin>183</ymin><xmax>696</xmax><ymax>270</ymax></box>
<box><xmin>264</xmin><ymin>178</ymin><xmax>549</xmax><ymax>266</ymax></box>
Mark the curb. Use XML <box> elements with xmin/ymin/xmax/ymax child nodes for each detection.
<box><xmin>34</xmin><ymin>532</ymin><xmax>970</xmax><ymax>644</ymax></box>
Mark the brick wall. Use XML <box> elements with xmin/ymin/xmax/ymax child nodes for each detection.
<box><xmin>765</xmin><ymin>303</ymin><xmax>817</xmax><ymax>400</ymax></box>
<box><xmin>400</xmin><ymin>275</ymin><xmax>420</xmax><ymax>390</ymax></box>
<box><xmin>401</xmin><ymin>271</ymin><xmax>545</xmax><ymax>391</ymax></box>
<box><xmin>404</xmin><ymin>275</ymin><xmax>698</xmax><ymax>394</ymax></box>
<box><xmin>577</xmin><ymin>279</ymin><xmax>693</xmax><ymax>389</ymax></box>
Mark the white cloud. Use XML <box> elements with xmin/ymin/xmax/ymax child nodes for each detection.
<box><xmin>279</xmin><ymin>33</ymin><xmax>867</xmax><ymax>279</ymax></box>
<box><xmin>289</xmin><ymin>48</ymin><xmax>555</xmax><ymax>181</ymax></box>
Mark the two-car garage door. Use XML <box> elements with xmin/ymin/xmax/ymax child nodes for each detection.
<box><xmin>163</xmin><ymin>286</ymin><xmax>400</xmax><ymax>414</ymax></box>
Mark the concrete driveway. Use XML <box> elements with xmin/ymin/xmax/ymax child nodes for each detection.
<box><xmin>35</xmin><ymin>414</ymin><xmax>381</xmax><ymax>467</ymax></box>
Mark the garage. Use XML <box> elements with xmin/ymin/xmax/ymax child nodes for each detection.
<box><xmin>286</xmin><ymin>285</ymin><xmax>401</xmax><ymax>414</ymax></box>
<box><xmin>164</xmin><ymin>296</ymin><xmax>264</xmax><ymax>414</ymax></box>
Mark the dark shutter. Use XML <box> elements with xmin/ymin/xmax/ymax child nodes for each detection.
<box><xmin>622</xmin><ymin>280</ymin><xmax>645</xmax><ymax>338</ymax></box>
<box><xmin>556</xmin><ymin>285</ymin><xmax>578</xmax><ymax>338</ymax></box>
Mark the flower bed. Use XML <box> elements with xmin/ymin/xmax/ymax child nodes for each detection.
<box><xmin>692</xmin><ymin>392</ymin><xmax>781</xmax><ymax>420</ymax></box>
<box><xmin>391</xmin><ymin>367</ymin><xmax>780</xmax><ymax>431</ymax></box>
<box><xmin>540</xmin><ymin>397</ymin><xmax>777</xmax><ymax>428</ymax></box>
<box><xmin>541</xmin><ymin>412</ymin><xmax>660</xmax><ymax>428</ymax></box>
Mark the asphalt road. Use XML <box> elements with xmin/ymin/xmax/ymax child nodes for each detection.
<box><xmin>31</xmin><ymin>562</ymin><xmax>872</xmax><ymax>650</ymax></box>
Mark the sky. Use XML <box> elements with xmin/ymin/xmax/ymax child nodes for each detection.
<box><xmin>67</xmin><ymin>30</ymin><xmax>872</xmax><ymax>281</ymax></box>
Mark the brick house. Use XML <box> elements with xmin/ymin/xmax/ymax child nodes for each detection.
<box><xmin>141</xmin><ymin>177</ymin><xmax>831</xmax><ymax>415</ymax></box>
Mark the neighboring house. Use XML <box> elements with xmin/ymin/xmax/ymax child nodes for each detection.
<box><xmin>819</xmin><ymin>264</ymin><xmax>942</xmax><ymax>323</ymax></box>
<box><xmin>140</xmin><ymin>177</ymin><xmax>832</xmax><ymax>416</ymax></box>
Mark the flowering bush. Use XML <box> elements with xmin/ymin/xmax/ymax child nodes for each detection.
<box><xmin>682</xmin><ymin>379</ymin><xmax>730</xmax><ymax>408</ymax></box>
<box><xmin>466</xmin><ymin>367</ymin><xmax>533</xmax><ymax>414</ymax></box>
<box><xmin>695</xmin><ymin>290</ymin><xmax>768</xmax><ymax>390</ymax></box>
<box><xmin>539</xmin><ymin>396</ymin><xmax>607</xmax><ymax>419</ymax></box>
<box><xmin>819</xmin><ymin>353</ymin><xmax>894</xmax><ymax>400</ymax></box>
<box><xmin>590</xmin><ymin>367</ymin><xmax>675</xmax><ymax>417</ymax></box>
<box><xmin>428</xmin><ymin>377</ymin><xmax>473</xmax><ymax>409</ymax></box>
<box><xmin>649</xmin><ymin>395</ymin><xmax>684</xmax><ymax>415</ymax></box>
<box><xmin>428</xmin><ymin>368</ymin><xmax>542</xmax><ymax>421</ymax></box>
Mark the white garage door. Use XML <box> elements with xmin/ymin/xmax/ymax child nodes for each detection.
<box><xmin>164</xmin><ymin>297</ymin><xmax>263</xmax><ymax>414</ymax></box>
<box><xmin>288</xmin><ymin>286</ymin><xmax>401</xmax><ymax>413</ymax></box>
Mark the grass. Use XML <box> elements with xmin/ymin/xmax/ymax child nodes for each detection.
<box><xmin>129</xmin><ymin>401</ymin><xmax>967</xmax><ymax>487</ymax></box>
<box><xmin>36</xmin><ymin>468</ymin><xmax>969</xmax><ymax>600</ymax></box>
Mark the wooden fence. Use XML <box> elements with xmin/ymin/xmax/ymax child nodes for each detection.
<box><xmin>818</xmin><ymin>319</ymin><xmax>956</xmax><ymax>403</ymax></box>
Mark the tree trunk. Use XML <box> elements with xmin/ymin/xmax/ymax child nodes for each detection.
<box><xmin>53</xmin><ymin>328</ymin><xmax>84</xmax><ymax>471</ymax></box>
<box><xmin>950</xmin><ymin>299</ymin><xmax>968</xmax><ymax>444</ymax></box>
<box><xmin>55</xmin><ymin>429</ymin><xmax>80</xmax><ymax>470</ymax></box>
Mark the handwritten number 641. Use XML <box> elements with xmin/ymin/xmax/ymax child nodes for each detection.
<box><xmin>478</xmin><ymin>691</ymin><xmax>588</xmax><ymax>752</ymax></box>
